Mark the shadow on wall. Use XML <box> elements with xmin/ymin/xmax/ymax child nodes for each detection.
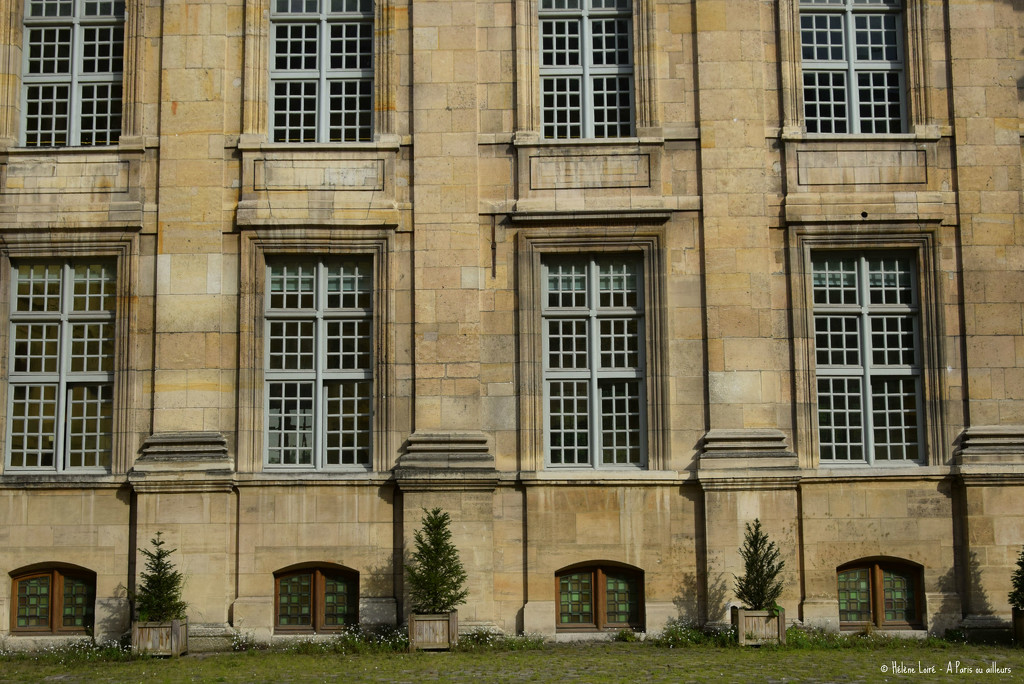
<box><xmin>674</xmin><ymin>568</ymin><xmax>730</xmax><ymax>625</ymax></box>
<box><xmin>96</xmin><ymin>584</ymin><xmax>130</xmax><ymax>642</ymax></box>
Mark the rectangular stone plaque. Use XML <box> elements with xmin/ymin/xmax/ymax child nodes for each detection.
<box><xmin>1</xmin><ymin>159</ymin><xmax>129</xmax><ymax>194</ymax></box>
<box><xmin>798</xmin><ymin>149</ymin><xmax>927</xmax><ymax>186</ymax></box>
<box><xmin>531</xmin><ymin>154</ymin><xmax>650</xmax><ymax>190</ymax></box>
<box><xmin>255</xmin><ymin>158</ymin><xmax>385</xmax><ymax>191</ymax></box>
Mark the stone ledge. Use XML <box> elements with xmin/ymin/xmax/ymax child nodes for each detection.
<box><xmin>955</xmin><ymin>425</ymin><xmax>1024</xmax><ymax>464</ymax></box>
<box><xmin>394</xmin><ymin>432</ymin><xmax>497</xmax><ymax>491</ymax></box>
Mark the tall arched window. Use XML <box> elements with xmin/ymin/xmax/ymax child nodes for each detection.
<box><xmin>837</xmin><ymin>559</ymin><xmax>922</xmax><ymax>630</ymax></box>
<box><xmin>556</xmin><ymin>563</ymin><xmax>643</xmax><ymax>631</ymax></box>
<box><xmin>274</xmin><ymin>564</ymin><xmax>358</xmax><ymax>633</ymax></box>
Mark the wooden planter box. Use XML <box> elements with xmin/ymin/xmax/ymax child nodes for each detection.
<box><xmin>1013</xmin><ymin>608</ymin><xmax>1024</xmax><ymax>647</ymax></box>
<box><xmin>409</xmin><ymin>611</ymin><xmax>458</xmax><ymax>651</ymax></box>
<box><xmin>731</xmin><ymin>607</ymin><xmax>786</xmax><ymax>646</ymax></box>
<box><xmin>132</xmin><ymin>619</ymin><xmax>188</xmax><ymax>656</ymax></box>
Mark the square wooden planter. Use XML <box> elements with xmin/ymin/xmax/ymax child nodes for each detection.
<box><xmin>731</xmin><ymin>607</ymin><xmax>786</xmax><ymax>646</ymax></box>
<box><xmin>409</xmin><ymin>611</ymin><xmax>458</xmax><ymax>651</ymax></box>
<box><xmin>132</xmin><ymin>619</ymin><xmax>188</xmax><ymax>656</ymax></box>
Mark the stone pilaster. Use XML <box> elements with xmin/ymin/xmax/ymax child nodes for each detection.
<box><xmin>152</xmin><ymin>0</ymin><xmax>231</xmax><ymax>437</ymax></box>
<box><xmin>409</xmin><ymin>0</ymin><xmax>483</xmax><ymax>432</ymax></box>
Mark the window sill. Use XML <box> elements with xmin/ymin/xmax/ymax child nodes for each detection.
<box><xmin>780</xmin><ymin>126</ymin><xmax>944</xmax><ymax>144</ymax></box>
<box><xmin>513</xmin><ymin>133</ymin><xmax>665</xmax><ymax>149</ymax></box>
<box><xmin>804</xmin><ymin>464</ymin><xmax>950</xmax><ymax>482</ymax></box>
<box><xmin>0</xmin><ymin>472</ymin><xmax>124</xmax><ymax>488</ymax></box>
<box><xmin>237</xmin><ymin>134</ymin><xmax>402</xmax><ymax>152</ymax></box>
<box><xmin>520</xmin><ymin>469</ymin><xmax>684</xmax><ymax>486</ymax></box>
<box><xmin>235</xmin><ymin>471</ymin><xmax>387</xmax><ymax>486</ymax></box>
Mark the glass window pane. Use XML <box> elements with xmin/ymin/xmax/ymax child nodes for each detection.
<box><xmin>837</xmin><ymin>568</ymin><xmax>872</xmax><ymax>623</ymax></box>
<box><xmin>278</xmin><ymin>573</ymin><xmax>314</xmax><ymax>626</ymax></box>
<box><xmin>323</xmin><ymin>572</ymin><xmax>357</xmax><ymax>626</ymax></box>
<box><xmin>16</xmin><ymin>575</ymin><xmax>51</xmax><ymax>629</ymax></box>
<box><xmin>62</xmin><ymin>575</ymin><xmax>96</xmax><ymax>629</ymax></box>
<box><xmin>882</xmin><ymin>568</ymin><xmax>916</xmax><ymax>623</ymax></box>
<box><xmin>605</xmin><ymin>571</ymin><xmax>640</xmax><ymax>625</ymax></box>
<box><xmin>558</xmin><ymin>572</ymin><xmax>593</xmax><ymax>625</ymax></box>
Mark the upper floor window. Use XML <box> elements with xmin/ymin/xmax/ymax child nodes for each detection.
<box><xmin>799</xmin><ymin>0</ymin><xmax>904</xmax><ymax>134</ymax></box>
<box><xmin>270</xmin><ymin>0</ymin><xmax>373</xmax><ymax>143</ymax></box>
<box><xmin>539</xmin><ymin>0</ymin><xmax>634</xmax><ymax>139</ymax></box>
<box><xmin>11</xmin><ymin>566</ymin><xmax>96</xmax><ymax>634</ymax></box>
<box><xmin>6</xmin><ymin>262</ymin><xmax>116</xmax><ymax>472</ymax></box>
<box><xmin>264</xmin><ymin>259</ymin><xmax>373</xmax><ymax>469</ymax></box>
<box><xmin>812</xmin><ymin>253</ymin><xmax>922</xmax><ymax>464</ymax></box>
<box><xmin>542</xmin><ymin>256</ymin><xmax>646</xmax><ymax>468</ymax></box>
<box><xmin>22</xmin><ymin>0</ymin><xmax>124</xmax><ymax>147</ymax></box>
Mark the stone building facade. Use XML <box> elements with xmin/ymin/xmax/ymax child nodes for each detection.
<box><xmin>1</xmin><ymin>0</ymin><xmax>1022</xmax><ymax>648</ymax></box>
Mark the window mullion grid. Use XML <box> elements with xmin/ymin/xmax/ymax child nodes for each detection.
<box><xmin>317</xmin><ymin>10</ymin><xmax>330</xmax><ymax>143</ymax></box>
<box><xmin>68</xmin><ymin>9</ymin><xmax>83</xmax><ymax>145</ymax></box>
<box><xmin>53</xmin><ymin>263</ymin><xmax>79</xmax><ymax>472</ymax></box>
<box><xmin>580</xmin><ymin>7</ymin><xmax>593</xmax><ymax>138</ymax></box>
<box><xmin>843</xmin><ymin>5</ymin><xmax>859</xmax><ymax>134</ymax></box>
<box><xmin>314</xmin><ymin>262</ymin><xmax>327</xmax><ymax>471</ymax></box>
<box><xmin>587</xmin><ymin>259</ymin><xmax>600</xmax><ymax>468</ymax></box>
<box><xmin>856</xmin><ymin>255</ymin><xmax>875</xmax><ymax>465</ymax></box>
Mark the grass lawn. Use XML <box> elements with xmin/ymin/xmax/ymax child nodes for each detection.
<box><xmin>1</xmin><ymin>641</ymin><xmax>1022</xmax><ymax>683</ymax></box>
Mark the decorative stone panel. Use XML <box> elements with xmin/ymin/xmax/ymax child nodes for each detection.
<box><xmin>0</xmin><ymin>148</ymin><xmax>145</xmax><ymax>229</ymax></box>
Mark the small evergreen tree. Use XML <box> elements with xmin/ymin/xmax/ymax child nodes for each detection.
<box><xmin>135</xmin><ymin>532</ymin><xmax>188</xmax><ymax>622</ymax></box>
<box><xmin>1010</xmin><ymin>544</ymin><xmax>1024</xmax><ymax>611</ymax></box>
<box><xmin>405</xmin><ymin>508</ymin><xmax>469</xmax><ymax>614</ymax></box>
<box><xmin>734</xmin><ymin>518</ymin><xmax>785</xmax><ymax>612</ymax></box>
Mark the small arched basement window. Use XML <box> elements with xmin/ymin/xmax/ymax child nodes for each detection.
<box><xmin>555</xmin><ymin>563</ymin><xmax>643</xmax><ymax>631</ymax></box>
<box><xmin>837</xmin><ymin>559</ymin><xmax>923</xmax><ymax>630</ymax></box>
<box><xmin>274</xmin><ymin>564</ymin><xmax>358</xmax><ymax>633</ymax></box>
<box><xmin>10</xmin><ymin>565</ymin><xmax>96</xmax><ymax>634</ymax></box>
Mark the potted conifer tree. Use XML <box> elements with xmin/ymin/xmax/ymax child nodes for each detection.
<box><xmin>405</xmin><ymin>507</ymin><xmax>468</xmax><ymax>651</ymax></box>
<box><xmin>731</xmin><ymin>518</ymin><xmax>786</xmax><ymax>645</ymax></box>
<box><xmin>131</xmin><ymin>532</ymin><xmax>189</xmax><ymax>656</ymax></box>
<box><xmin>1010</xmin><ymin>544</ymin><xmax>1024</xmax><ymax>646</ymax></box>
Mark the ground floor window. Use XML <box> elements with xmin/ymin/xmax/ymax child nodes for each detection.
<box><xmin>11</xmin><ymin>567</ymin><xmax>95</xmax><ymax>634</ymax></box>
<box><xmin>275</xmin><ymin>566</ymin><xmax>358</xmax><ymax>632</ymax></box>
<box><xmin>837</xmin><ymin>560</ymin><xmax>921</xmax><ymax>629</ymax></box>
<box><xmin>556</xmin><ymin>564</ymin><xmax>643</xmax><ymax>630</ymax></box>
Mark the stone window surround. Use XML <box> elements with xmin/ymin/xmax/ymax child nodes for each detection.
<box><xmin>237</xmin><ymin>228</ymin><xmax>393</xmax><ymax>475</ymax></box>
<box><xmin>777</xmin><ymin>0</ymin><xmax>933</xmax><ymax>140</ymax></box>
<box><xmin>516</xmin><ymin>228</ymin><xmax>666</xmax><ymax>473</ymax></box>
<box><xmin>274</xmin><ymin>563</ymin><xmax>359</xmax><ymax>633</ymax></box>
<box><xmin>836</xmin><ymin>557</ymin><xmax>923</xmax><ymax>630</ymax></box>
<box><xmin>241</xmin><ymin>0</ymin><xmax>396</xmax><ymax>145</ymax></box>
<box><xmin>9</xmin><ymin>564</ymin><xmax>97</xmax><ymax>635</ymax></box>
<box><xmin>555</xmin><ymin>562</ymin><xmax>644</xmax><ymax>632</ymax></box>
<box><xmin>514</xmin><ymin>0</ymin><xmax>659</xmax><ymax>144</ymax></box>
<box><xmin>0</xmin><ymin>0</ymin><xmax>145</xmax><ymax>150</ymax></box>
<box><xmin>787</xmin><ymin>224</ymin><xmax>946</xmax><ymax>470</ymax></box>
<box><xmin>0</xmin><ymin>232</ymin><xmax>138</xmax><ymax>476</ymax></box>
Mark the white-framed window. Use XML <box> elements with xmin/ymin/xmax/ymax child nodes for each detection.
<box><xmin>21</xmin><ymin>0</ymin><xmax>124</xmax><ymax>147</ymax></box>
<box><xmin>812</xmin><ymin>252</ymin><xmax>922</xmax><ymax>464</ymax></box>
<box><xmin>269</xmin><ymin>0</ymin><xmax>373</xmax><ymax>143</ymax></box>
<box><xmin>5</xmin><ymin>262</ymin><xmax>116</xmax><ymax>472</ymax></box>
<box><xmin>539</xmin><ymin>0</ymin><xmax>634</xmax><ymax>139</ymax></box>
<box><xmin>542</xmin><ymin>255</ymin><xmax>646</xmax><ymax>468</ymax></box>
<box><xmin>799</xmin><ymin>0</ymin><xmax>904</xmax><ymax>134</ymax></box>
<box><xmin>264</xmin><ymin>258</ymin><xmax>373</xmax><ymax>469</ymax></box>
